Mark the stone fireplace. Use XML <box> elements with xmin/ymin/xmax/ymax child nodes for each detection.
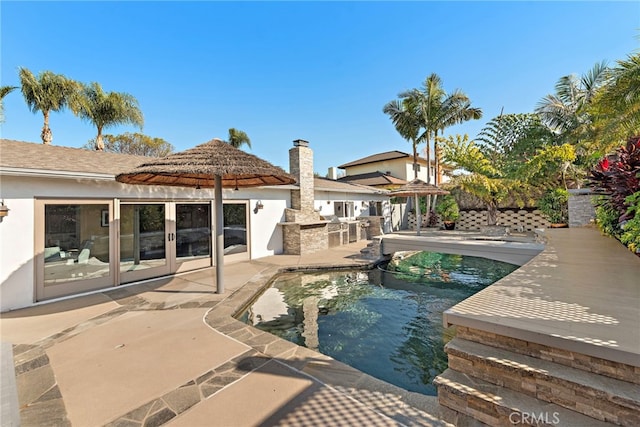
<box><xmin>281</xmin><ymin>139</ymin><xmax>329</xmax><ymax>255</ymax></box>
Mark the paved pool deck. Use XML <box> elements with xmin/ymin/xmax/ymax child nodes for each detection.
<box><xmin>2</xmin><ymin>227</ymin><xmax>638</xmax><ymax>426</ymax></box>
<box><xmin>1</xmin><ymin>242</ymin><xmax>447</xmax><ymax>427</ymax></box>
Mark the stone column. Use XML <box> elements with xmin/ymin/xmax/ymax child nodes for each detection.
<box><xmin>289</xmin><ymin>139</ymin><xmax>314</xmax><ymax>213</ymax></box>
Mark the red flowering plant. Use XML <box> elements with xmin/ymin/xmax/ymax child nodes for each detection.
<box><xmin>589</xmin><ymin>136</ymin><xmax>640</xmax><ymax>222</ymax></box>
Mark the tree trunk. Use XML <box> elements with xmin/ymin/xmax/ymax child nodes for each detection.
<box><xmin>41</xmin><ymin>111</ymin><xmax>52</xmax><ymax>145</ymax></box>
<box><xmin>486</xmin><ymin>202</ymin><xmax>498</xmax><ymax>226</ymax></box>
<box><xmin>412</xmin><ymin>142</ymin><xmax>418</xmax><ymax>179</ymax></box>
<box><xmin>425</xmin><ymin>136</ymin><xmax>431</xmax><ymax>184</ymax></box>
<box><xmin>95</xmin><ymin>127</ymin><xmax>104</xmax><ymax>151</ymax></box>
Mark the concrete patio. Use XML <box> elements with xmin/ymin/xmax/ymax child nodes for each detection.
<box><xmin>2</xmin><ymin>227</ymin><xmax>638</xmax><ymax>426</ymax></box>
<box><xmin>1</xmin><ymin>241</ymin><xmax>446</xmax><ymax>427</ymax></box>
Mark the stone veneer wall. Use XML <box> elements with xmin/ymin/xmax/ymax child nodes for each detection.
<box><xmin>282</xmin><ymin>223</ymin><xmax>328</xmax><ymax>255</ymax></box>
<box><xmin>568</xmin><ymin>189</ymin><xmax>596</xmax><ymax>227</ymax></box>
<box><xmin>408</xmin><ymin>209</ymin><xmax>550</xmax><ymax>231</ymax></box>
<box><xmin>289</xmin><ymin>139</ymin><xmax>314</xmax><ymax>213</ymax></box>
<box><xmin>456</xmin><ymin>326</ymin><xmax>640</xmax><ymax>385</ymax></box>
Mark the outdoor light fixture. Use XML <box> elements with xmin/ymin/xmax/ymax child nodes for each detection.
<box><xmin>0</xmin><ymin>201</ymin><xmax>9</xmax><ymax>222</ymax></box>
<box><xmin>254</xmin><ymin>200</ymin><xmax>264</xmax><ymax>214</ymax></box>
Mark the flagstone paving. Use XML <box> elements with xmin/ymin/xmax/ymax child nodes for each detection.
<box><xmin>2</xmin><ymin>241</ymin><xmax>450</xmax><ymax>426</ymax></box>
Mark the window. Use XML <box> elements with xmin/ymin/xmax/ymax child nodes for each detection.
<box><xmin>369</xmin><ymin>201</ymin><xmax>384</xmax><ymax>216</ymax></box>
<box><xmin>43</xmin><ymin>203</ymin><xmax>111</xmax><ymax>285</ymax></box>
<box><xmin>334</xmin><ymin>201</ymin><xmax>354</xmax><ymax>218</ymax></box>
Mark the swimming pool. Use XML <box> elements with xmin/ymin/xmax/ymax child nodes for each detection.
<box><xmin>238</xmin><ymin>251</ymin><xmax>518</xmax><ymax>395</ymax></box>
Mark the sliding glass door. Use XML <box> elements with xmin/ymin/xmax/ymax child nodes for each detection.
<box><xmin>119</xmin><ymin>203</ymin><xmax>171</xmax><ymax>283</ymax></box>
<box><xmin>35</xmin><ymin>200</ymin><xmax>115</xmax><ymax>301</ymax></box>
<box><xmin>175</xmin><ymin>203</ymin><xmax>212</xmax><ymax>272</ymax></box>
<box><xmin>36</xmin><ymin>199</ymin><xmax>241</xmax><ymax>301</ymax></box>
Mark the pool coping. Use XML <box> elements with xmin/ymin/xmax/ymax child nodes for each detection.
<box><xmin>443</xmin><ymin>227</ymin><xmax>640</xmax><ymax>368</ymax></box>
<box><xmin>202</xmin><ymin>260</ymin><xmax>448</xmax><ymax>424</ymax></box>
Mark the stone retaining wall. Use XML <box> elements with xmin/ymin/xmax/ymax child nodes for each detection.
<box><xmin>456</xmin><ymin>326</ymin><xmax>639</xmax><ymax>384</ymax></box>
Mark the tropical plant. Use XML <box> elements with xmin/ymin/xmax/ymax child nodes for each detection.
<box><xmin>535</xmin><ymin>61</ymin><xmax>609</xmax><ymax>147</ymax></box>
<box><xmin>383</xmin><ymin>95</ymin><xmax>421</xmax><ymax>178</ymax></box>
<box><xmin>537</xmin><ymin>188</ymin><xmax>569</xmax><ymax>224</ymax></box>
<box><xmin>0</xmin><ymin>85</ymin><xmax>18</xmax><ymax>123</ymax></box>
<box><xmin>435</xmin><ymin>195</ymin><xmax>460</xmax><ymax>222</ymax></box>
<box><xmin>18</xmin><ymin>68</ymin><xmax>79</xmax><ymax>144</ymax></box>
<box><xmin>72</xmin><ymin>82</ymin><xmax>143</xmax><ymax>151</ymax></box>
<box><xmin>383</xmin><ymin>94</ymin><xmax>425</xmax><ymax>230</ymax></box>
<box><xmin>620</xmin><ymin>192</ymin><xmax>640</xmax><ymax>254</ymax></box>
<box><xmin>589</xmin><ymin>52</ymin><xmax>640</xmax><ymax>152</ymax></box>
<box><xmin>589</xmin><ymin>136</ymin><xmax>640</xmax><ymax>222</ymax></box>
<box><xmin>441</xmin><ymin>134</ymin><xmax>530</xmax><ymax>225</ymax></box>
<box><xmin>411</xmin><ymin>74</ymin><xmax>482</xmax><ymax>186</ymax></box>
<box><xmin>227</xmin><ymin>128</ymin><xmax>251</xmax><ymax>149</ymax></box>
<box><xmin>594</xmin><ymin>199</ymin><xmax>622</xmax><ymax>239</ymax></box>
<box><xmin>82</xmin><ymin>132</ymin><xmax>173</xmax><ymax>157</ymax></box>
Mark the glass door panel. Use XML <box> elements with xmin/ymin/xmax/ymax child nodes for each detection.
<box><xmin>224</xmin><ymin>202</ymin><xmax>249</xmax><ymax>263</ymax></box>
<box><xmin>120</xmin><ymin>203</ymin><xmax>171</xmax><ymax>283</ymax></box>
<box><xmin>37</xmin><ymin>201</ymin><xmax>114</xmax><ymax>301</ymax></box>
<box><xmin>175</xmin><ymin>203</ymin><xmax>212</xmax><ymax>272</ymax></box>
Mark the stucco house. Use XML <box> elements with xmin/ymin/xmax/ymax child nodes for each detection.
<box><xmin>336</xmin><ymin>150</ymin><xmax>451</xmax><ymax>189</ymax></box>
<box><xmin>0</xmin><ymin>138</ymin><xmax>389</xmax><ymax>312</ymax></box>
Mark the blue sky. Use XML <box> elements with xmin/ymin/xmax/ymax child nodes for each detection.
<box><xmin>2</xmin><ymin>1</ymin><xmax>638</xmax><ymax>174</ymax></box>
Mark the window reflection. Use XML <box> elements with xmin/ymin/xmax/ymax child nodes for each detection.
<box><xmin>43</xmin><ymin>204</ymin><xmax>110</xmax><ymax>285</ymax></box>
<box><xmin>223</xmin><ymin>203</ymin><xmax>247</xmax><ymax>255</ymax></box>
<box><xmin>120</xmin><ymin>204</ymin><xmax>166</xmax><ymax>272</ymax></box>
<box><xmin>176</xmin><ymin>204</ymin><xmax>211</xmax><ymax>260</ymax></box>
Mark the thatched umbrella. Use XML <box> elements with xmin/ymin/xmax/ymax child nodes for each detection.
<box><xmin>116</xmin><ymin>138</ymin><xmax>295</xmax><ymax>293</ymax></box>
<box><xmin>388</xmin><ymin>179</ymin><xmax>450</xmax><ymax>236</ymax></box>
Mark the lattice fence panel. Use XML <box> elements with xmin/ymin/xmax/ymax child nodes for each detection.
<box><xmin>407</xmin><ymin>210</ymin><xmax>549</xmax><ymax>231</ymax></box>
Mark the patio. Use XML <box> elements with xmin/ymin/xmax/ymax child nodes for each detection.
<box><xmin>2</xmin><ymin>227</ymin><xmax>639</xmax><ymax>426</ymax></box>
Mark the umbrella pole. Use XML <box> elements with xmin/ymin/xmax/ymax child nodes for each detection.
<box><xmin>415</xmin><ymin>194</ymin><xmax>421</xmax><ymax>236</ymax></box>
<box><xmin>215</xmin><ymin>175</ymin><xmax>225</xmax><ymax>293</ymax></box>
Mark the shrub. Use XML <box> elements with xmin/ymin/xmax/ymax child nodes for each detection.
<box><xmin>620</xmin><ymin>192</ymin><xmax>640</xmax><ymax>254</ymax></box>
<box><xmin>589</xmin><ymin>136</ymin><xmax>640</xmax><ymax>222</ymax></box>
<box><xmin>538</xmin><ymin>188</ymin><xmax>569</xmax><ymax>224</ymax></box>
<box><xmin>436</xmin><ymin>195</ymin><xmax>460</xmax><ymax>222</ymax></box>
<box><xmin>594</xmin><ymin>198</ymin><xmax>623</xmax><ymax>239</ymax></box>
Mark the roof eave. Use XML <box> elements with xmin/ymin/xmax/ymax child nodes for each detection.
<box><xmin>0</xmin><ymin>166</ymin><xmax>116</xmax><ymax>181</ymax></box>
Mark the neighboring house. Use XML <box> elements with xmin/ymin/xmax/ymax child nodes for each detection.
<box><xmin>336</xmin><ymin>150</ymin><xmax>451</xmax><ymax>188</ymax></box>
<box><xmin>0</xmin><ymin>139</ymin><xmax>389</xmax><ymax>311</ymax></box>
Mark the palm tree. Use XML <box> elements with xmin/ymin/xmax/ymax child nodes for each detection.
<box><xmin>383</xmin><ymin>97</ymin><xmax>421</xmax><ymax>177</ymax></box>
<box><xmin>535</xmin><ymin>61</ymin><xmax>608</xmax><ymax>147</ymax></box>
<box><xmin>0</xmin><ymin>85</ymin><xmax>18</xmax><ymax>123</ymax></box>
<box><xmin>413</xmin><ymin>74</ymin><xmax>482</xmax><ymax>187</ymax></box>
<box><xmin>591</xmin><ymin>53</ymin><xmax>640</xmax><ymax>149</ymax></box>
<box><xmin>227</xmin><ymin>128</ymin><xmax>251</xmax><ymax>149</ymax></box>
<box><xmin>383</xmin><ymin>95</ymin><xmax>425</xmax><ymax>232</ymax></box>
<box><xmin>73</xmin><ymin>82</ymin><xmax>144</xmax><ymax>150</ymax></box>
<box><xmin>18</xmin><ymin>68</ymin><xmax>78</xmax><ymax>144</ymax></box>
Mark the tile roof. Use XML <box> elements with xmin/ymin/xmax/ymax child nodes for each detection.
<box><xmin>313</xmin><ymin>177</ymin><xmax>388</xmax><ymax>194</ymax></box>
<box><xmin>0</xmin><ymin>139</ymin><xmax>148</xmax><ymax>176</ymax></box>
<box><xmin>337</xmin><ymin>172</ymin><xmax>407</xmax><ymax>187</ymax></box>
<box><xmin>0</xmin><ymin>139</ymin><xmax>389</xmax><ymax>196</ymax></box>
<box><xmin>339</xmin><ymin>150</ymin><xmax>438</xmax><ymax>169</ymax></box>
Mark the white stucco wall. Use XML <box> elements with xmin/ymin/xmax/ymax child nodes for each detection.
<box><xmin>0</xmin><ymin>197</ymin><xmax>36</xmax><ymax>312</ymax></box>
<box><xmin>314</xmin><ymin>190</ymin><xmax>389</xmax><ymax>219</ymax></box>
<box><xmin>344</xmin><ymin>157</ymin><xmax>434</xmax><ymax>183</ymax></box>
<box><xmin>0</xmin><ymin>175</ymin><xmax>291</xmax><ymax>311</ymax></box>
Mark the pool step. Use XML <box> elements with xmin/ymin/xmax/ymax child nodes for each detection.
<box><xmin>435</xmin><ymin>368</ymin><xmax>613</xmax><ymax>427</ymax></box>
<box><xmin>437</xmin><ymin>337</ymin><xmax>640</xmax><ymax>426</ymax></box>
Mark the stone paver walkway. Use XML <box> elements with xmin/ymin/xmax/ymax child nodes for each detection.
<box><xmin>2</xmin><ymin>241</ymin><xmax>447</xmax><ymax>426</ymax></box>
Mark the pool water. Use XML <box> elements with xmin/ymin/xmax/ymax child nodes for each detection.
<box><xmin>239</xmin><ymin>252</ymin><xmax>518</xmax><ymax>395</ymax></box>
